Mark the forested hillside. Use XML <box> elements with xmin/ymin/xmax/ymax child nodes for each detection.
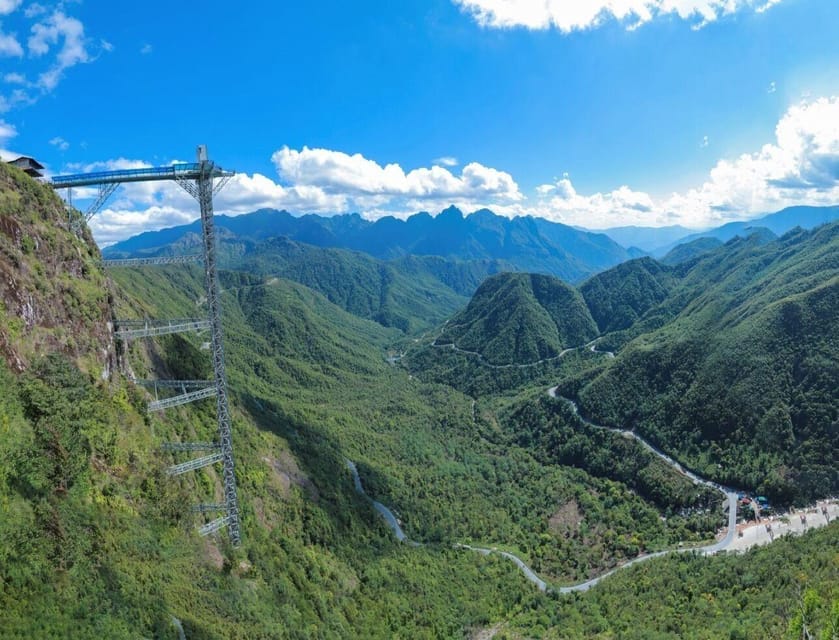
<box><xmin>2</xmin><ymin>164</ymin><xmax>837</xmax><ymax>638</ymax></box>
<box><xmin>574</xmin><ymin>225</ymin><xmax>839</xmax><ymax>503</ymax></box>
<box><xmin>229</xmin><ymin>237</ymin><xmax>469</xmax><ymax>332</ymax></box>
<box><xmin>103</xmin><ymin>205</ymin><xmax>636</xmax><ymax>282</ymax></box>
<box><xmin>413</xmin><ymin>223</ymin><xmax>838</xmax><ymax>504</ymax></box>
<box><xmin>436</xmin><ymin>272</ymin><xmax>598</xmax><ymax>365</ymax></box>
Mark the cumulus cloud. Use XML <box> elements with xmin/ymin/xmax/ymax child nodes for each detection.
<box><xmin>0</xmin><ymin>0</ymin><xmax>22</xmax><ymax>16</ymax></box>
<box><xmin>49</xmin><ymin>135</ymin><xmax>68</xmax><ymax>150</ymax></box>
<box><xmin>73</xmin><ymin>96</ymin><xmax>839</xmax><ymax>243</ymax></box>
<box><xmin>531</xmin><ymin>97</ymin><xmax>839</xmax><ymax>228</ymax></box>
<box><xmin>272</xmin><ymin>146</ymin><xmax>522</xmax><ymax>202</ymax></box>
<box><xmin>434</xmin><ymin>156</ymin><xmax>458</xmax><ymax>167</ymax></box>
<box><xmin>0</xmin><ymin>21</ymin><xmax>23</xmax><ymax>56</ymax></box>
<box><xmin>453</xmin><ymin>0</ymin><xmax>784</xmax><ymax>32</ymax></box>
<box><xmin>77</xmin><ymin>150</ymin><xmax>522</xmax><ymax>243</ymax></box>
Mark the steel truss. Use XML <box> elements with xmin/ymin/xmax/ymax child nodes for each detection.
<box><xmin>161</xmin><ymin>442</ymin><xmax>220</xmax><ymax>453</ymax></box>
<box><xmin>167</xmin><ymin>452</ymin><xmax>224</xmax><ymax>476</ymax></box>
<box><xmin>147</xmin><ymin>386</ymin><xmax>217</xmax><ymax>412</ymax></box>
<box><xmin>115</xmin><ymin>318</ymin><xmax>210</xmax><ymax>340</ymax></box>
<box><xmin>104</xmin><ymin>255</ymin><xmax>203</xmax><ymax>268</ymax></box>
<box><xmin>53</xmin><ymin>147</ymin><xmax>242</xmax><ymax>546</ymax></box>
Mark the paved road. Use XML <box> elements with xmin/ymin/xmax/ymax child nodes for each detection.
<box><xmin>547</xmin><ymin>390</ymin><xmax>740</xmax><ymax>555</ymax></box>
<box><xmin>356</xmin><ymin>341</ymin><xmax>830</xmax><ymax>594</ymax></box>
<box><xmin>346</xmin><ymin>459</ymin><xmax>408</xmax><ymax>542</ymax></box>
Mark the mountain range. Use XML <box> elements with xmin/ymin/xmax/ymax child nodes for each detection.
<box><xmin>2</xmin><ymin>160</ymin><xmax>838</xmax><ymax>638</ymax></box>
<box><xmin>413</xmin><ymin>224</ymin><xmax>838</xmax><ymax>503</ymax></box>
<box><xmin>103</xmin><ymin>206</ymin><xmax>641</xmax><ymax>283</ymax></box>
<box><xmin>605</xmin><ymin>205</ymin><xmax>839</xmax><ymax>255</ymax></box>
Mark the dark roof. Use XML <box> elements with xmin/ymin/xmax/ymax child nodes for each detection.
<box><xmin>10</xmin><ymin>156</ymin><xmax>45</xmax><ymax>170</ymax></box>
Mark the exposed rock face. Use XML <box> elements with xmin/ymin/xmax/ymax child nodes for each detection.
<box><xmin>0</xmin><ymin>162</ymin><xmax>115</xmax><ymax>375</ymax></box>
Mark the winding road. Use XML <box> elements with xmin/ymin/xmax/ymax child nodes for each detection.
<box><xmin>355</xmin><ymin>338</ymin><xmax>831</xmax><ymax>594</ymax></box>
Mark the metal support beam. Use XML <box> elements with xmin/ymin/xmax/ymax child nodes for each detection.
<box><xmin>53</xmin><ymin>149</ymin><xmax>242</xmax><ymax>547</ymax></box>
<box><xmin>148</xmin><ymin>386</ymin><xmax>217</xmax><ymax>412</ymax></box>
<box><xmin>166</xmin><ymin>452</ymin><xmax>223</xmax><ymax>476</ymax></box>
<box><xmin>198</xmin><ymin>516</ymin><xmax>231</xmax><ymax>537</ymax></box>
<box><xmin>195</xmin><ymin>148</ymin><xmax>242</xmax><ymax>547</ymax></box>
<box><xmin>84</xmin><ymin>182</ymin><xmax>120</xmax><ymax>221</ymax></box>
<box><xmin>114</xmin><ymin>318</ymin><xmax>210</xmax><ymax>340</ymax></box>
<box><xmin>51</xmin><ymin>162</ymin><xmax>233</xmax><ymax>189</ymax></box>
<box><xmin>192</xmin><ymin>503</ymin><xmax>226</xmax><ymax>513</ymax></box>
<box><xmin>161</xmin><ymin>442</ymin><xmax>220</xmax><ymax>452</ymax></box>
<box><xmin>104</xmin><ymin>255</ymin><xmax>203</xmax><ymax>268</ymax></box>
<box><xmin>133</xmin><ymin>379</ymin><xmax>213</xmax><ymax>390</ymax></box>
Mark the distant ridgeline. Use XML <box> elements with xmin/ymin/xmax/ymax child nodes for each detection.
<box><xmin>408</xmin><ymin>223</ymin><xmax>839</xmax><ymax>504</ymax></box>
<box><xmin>103</xmin><ymin>205</ymin><xmax>639</xmax><ymax>283</ymax></box>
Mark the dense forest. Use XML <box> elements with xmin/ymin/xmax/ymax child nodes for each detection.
<box><xmin>1</xmin><ymin>163</ymin><xmax>837</xmax><ymax>638</ymax></box>
<box><xmin>409</xmin><ymin>224</ymin><xmax>839</xmax><ymax>505</ymax></box>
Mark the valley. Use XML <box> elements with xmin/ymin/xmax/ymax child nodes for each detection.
<box><xmin>0</xmin><ymin>163</ymin><xmax>837</xmax><ymax>638</ymax></box>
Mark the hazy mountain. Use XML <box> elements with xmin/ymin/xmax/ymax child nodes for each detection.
<box><xmin>596</xmin><ymin>205</ymin><xmax>839</xmax><ymax>256</ymax></box>
<box><xmin>650</xmin><ymin>205</ymin><xmax>839</xmax><ymax>256</ymax></box>
<box><xmin>104</xmin><ymin>206</ymin><xmax>636</xmax><ymax>283</ymax></box>
<box><xmin>660</xmin><ymin>236</ymin><xmax>724</xmax><ymax>266</ymax></box>
<box><xmin>598</xmin><ymin>224</ymin><xmax>697</xmax><ymax>252</ymax></box>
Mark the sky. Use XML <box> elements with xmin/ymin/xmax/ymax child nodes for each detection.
<box><xmin>1</xmin><ymin>0</ymin><xmax>839</xmax><ymax>244</ymax></box>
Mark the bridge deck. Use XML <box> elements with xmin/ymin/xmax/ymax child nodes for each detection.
<box><xmin>50</xmin><ymin>163</ymin><xmax>233</xmax><ymax>188</ymax></box>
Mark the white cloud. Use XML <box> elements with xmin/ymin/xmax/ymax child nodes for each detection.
<box><xmin>453</xmin><ymin>0</ymin><xmax>784</xmax><ymax>32</ymax></box>
<box><xmin>140</xmin><ymin>43</ymin><xmax>152</xmax><ymax>54</ymax></box>
<box><xmin>700</xmin><ymin>135</ymin><xmax>709</xmax><ymax>148</ymax></box>
<box><xmin>48</xmin><ymin>135</ymin><xmax>68</xmax><ymax>150</ymax></box>
<box><xmin>433</xmin><ymin>156</ymin><xmax>458</xmax><ymax>167</ymax></box>
<box><xmin>768</xmin><ymin>81</ymin><xmax>776</xmax><ymax>94</ymax></box>
<box><xmin>74</xmin><ymin>95</ymin><xmax>839</xmax><ymax>243</ymax></box>
<box><xmin>29</xmin><ymin>11</ymin><xmax>92</xmax><ymax>90</ymax></box>
<box><xmin>0</xmin><ymin>22</ymin><xmax>23</xmax><ymax>56</ymax></box>
<box><xmin>531</xmin><ymin>96</ymin><xmax>839</xmax><ymax>228</ymax></box>
<box><xmin>23</xmin><ymin>3</ymin><xmax>46</xmax><ymax>18</ymax></box>
<box><xmin>272</xmin><ymin>146</ymin><xmax>522</xmax><ymax>201</ymax></box>
<box><xmin>2</xmin><ymin>6</ymin><xmax>106</xmax><ymax>112</ymax></box>
<box><xmin>0</xmin><ymin>118</ymin><xmax>18</xmax><ymax>160</ymax></box>
<box><xmin>0</xmin><ymin>0</ymin><xmax>22</xmax><ymax>16</ymax></box>
<box><xmin>0</xmin><ymin>118</ymin><xmax>16</xmax><ymax>142</ymax></box>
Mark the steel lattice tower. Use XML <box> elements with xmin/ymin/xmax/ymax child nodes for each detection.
<box><xmin>51</xmin><ymin>146</ymin><xmax>242</xmax><ymax>546</ymax></box>
<box><xmin>194</xmin><ymin>148</ymin><xmax>240</xmax><ymax>545</ymax></box>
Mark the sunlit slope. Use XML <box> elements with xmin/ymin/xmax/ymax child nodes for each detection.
<box><xmin>574</xmin><ymin>224</ymin><xmax>839</xmax><ymax>502</ymax></box>
<box><xmin>437</xmin><ymin>272</ymin><xmax>598</xmax><ymax>365</ymax></box>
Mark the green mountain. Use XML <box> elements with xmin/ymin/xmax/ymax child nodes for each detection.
<box><xmin>660</xmin><ymin>236</ymin><xmax>724</xmax><ymax>265</ymax></box>
<box><xmin>571</xmin><ymin>224</ymin><xmax>839</xmax><ymax>503</ymax></box>
<box><xmin>230</xmin><ymin>236</ymin><xmax>469</xmax><ymax>332</ymax></box>
<box><xmin>103</xmin><ymin>205</ymin><xmax>636</xmax><ymax>283</ymax></box>
<box><xmin>436</xmin><ymin>272</ymin><xmax>598</xmax><ymax>366</ymax></box>
<box><xmin>2</xmin><ymin>164</ymin><xmax>837</xmax><ymax>638</ymax></box>
<box><xmin>579</xmin><ymin>257</ymin><xmax>676</xmax><ymax>334</ymax></box>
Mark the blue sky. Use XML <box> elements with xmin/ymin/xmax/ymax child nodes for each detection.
<box><xmin>1</xmin><ymin>0</ymin><xmax>839</xmax><ymax>243</ymax></box>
